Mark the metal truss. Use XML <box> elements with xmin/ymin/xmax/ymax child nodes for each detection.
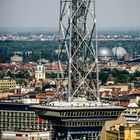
<box><xmin>58</xmin><ymin>0</ymin><xmax>100</xmax><ymax>102</ymax></box>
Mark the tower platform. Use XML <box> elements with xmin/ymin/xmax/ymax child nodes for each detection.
<box><xmin>31</xmin><ymin>99</ymin><xmax>125</xmax><ymax>140</ymax></box>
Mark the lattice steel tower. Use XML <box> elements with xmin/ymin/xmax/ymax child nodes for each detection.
<box><xmin>58</xmin><ymin>0</ymin><xmax>100</xmax><ymax>102</ymax></box>
<box><xmin>31</xmin><ymin>0</ymin><xmax>125</xmax><ymax>139</ymax></box>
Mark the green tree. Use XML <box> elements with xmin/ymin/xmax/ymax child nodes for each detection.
<box><xmin>134</xmin><ymin>70</ymin><xmax>140</xmax><ymax>77</ymax></box>
<box><xmin>129</xmin><ymin>73</ymin><xmax>136</xmax><ymax>82</ymax></box>
<box><xmin>111</xmin><ymin>69</ymin><xmax>130</xmax><ymax>83</ymax></box>
<box><xmin>99</xmin><ymin>71</ymin><xmax>109</xmax><ymax>84</ymax></box>
<box><xmin>46</xmin><ymin>72</ymin><xmax>57</xmax><ymax>79</ymax></box>
<box><xmin>35</xmin><ymin>87</ymin><xmax>42</xmax><ymax>92</ymax></box>
<box><xmin>117</xmin><ymin>74</ymin><xmax>129</xmax><ymax>83</ymax></box>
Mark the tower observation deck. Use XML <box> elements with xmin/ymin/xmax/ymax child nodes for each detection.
<box><xmin>31</xmin><ymin>0</ymin><xmax>125</xmax><ymax>139</ymax></box>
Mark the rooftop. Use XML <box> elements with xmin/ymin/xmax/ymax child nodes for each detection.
<box><xmin>32</xmin><ymin>100</ymin><xmax>125</xmax><ymax>111</ymax></box>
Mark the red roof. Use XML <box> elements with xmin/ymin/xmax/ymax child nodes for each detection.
<box><xmin>116</xmin><ymin>101</ymin><xmax>129</xmax><ymax>107</ymax></box>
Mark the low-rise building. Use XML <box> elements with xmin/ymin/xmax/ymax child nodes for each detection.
<box><xmin>104</xmin><ymin>123</ymin><xmax>140</xmax><ymax>140</ymax></box>
<box><xmin>103</xmin><ymin>106</ymin><xmax>140</xmax><ymax>140</ymax></box>
<box><xmin>0</xmin><ymin>79</ymin><xmax>16</xmax><ymax>92</ymax></box>
<box><xmin>0</xmin><ymin>102</ymin><xmax>48</xmax><ymax>133</ymax></box>
<box><xmin>11</xmin><ymin>54</ymin><xmax>23</xmax><ymax>63</ymax></box>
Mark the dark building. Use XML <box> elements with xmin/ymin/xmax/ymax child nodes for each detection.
<box><xmin>0</xmin><ymin>102</ymin><xmax>48</xmax><ymax>134</ymax></box>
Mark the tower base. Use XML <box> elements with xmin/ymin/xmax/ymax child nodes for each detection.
<box><xmin>31</xmin><ymin>101</ymin><xmax>125</xmax><ymax>140</ymax></box>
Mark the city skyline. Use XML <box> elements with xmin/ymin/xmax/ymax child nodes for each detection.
<box><xmin>0</xmin><ymin>0</ymin><xmax>140</xmax><ymax>30</ymax></box>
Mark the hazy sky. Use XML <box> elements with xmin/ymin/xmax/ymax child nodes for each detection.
<box><xmin>0</xmin><ymin>0</ymin><xmax>140</xmax><ymax>29</ymax></box>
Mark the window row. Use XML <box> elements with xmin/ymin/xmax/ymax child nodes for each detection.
<box><xmin>60</xmin><ymin>111</ymin><xmax>120</xmax><ymax>117</ymax></box>
<box><xmin>65</xmin><ymin>121</ymin><xmax>104</xmax><ymax>127</ymax></box>
<box><xmin>0</xmin><ymin>112</ymin><xmax>36</xmax><ymax>117</ymax></box>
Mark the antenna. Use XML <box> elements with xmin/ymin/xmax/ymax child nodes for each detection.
<box><xmin>58</xmin><ymin>0</ymin><xmax>100</xmax><ymax>102</ymax></box>
<box><xmin>31</xmin><ymin>1</ymin><xmax>126</xmax><ymax>139</ymax></box>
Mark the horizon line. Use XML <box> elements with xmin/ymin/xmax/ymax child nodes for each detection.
<box><xmin>0</xmin><ymin>26</ymin><xmax>140</xmax><ymax>32</ymax></box>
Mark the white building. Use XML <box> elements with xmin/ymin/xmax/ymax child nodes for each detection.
<box><xmin>122</xmin><ymin>100</ymin><xmax>139</xmax><ymax>124</ymax></box>
<box><xmin>35</xmin><ymin>63</ymin><xmax>46</xmax><ymax>81</ymax></box>
<box><xmin>11</xmin><ymin>55</ymin><xmax>23</xmax><ymax>63</ymax></box>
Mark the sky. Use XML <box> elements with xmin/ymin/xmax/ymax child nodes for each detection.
<box><xmin>0</xmin><ymin>0</ymin><xmax>140</xmax><ymax>30</ymax></box>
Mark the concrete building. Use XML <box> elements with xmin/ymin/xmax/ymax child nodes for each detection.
<box><xmin>103</xmin><ymin>103</ymin><xmax>140</xmax><ymax>140</ymax></box>
<box><xmin>124</xmin><ymin>123</ymin><xmax>140</xmax><ymax>140</ymax></box>
<box><xmin>0</xmin><ymin>102</ymin><xmax>48</xmax><ymax>134</ymax></box>
<box><xmin>0</xmin><ymin>79</ymin><xmax>16</xmax><ymax>92</ymax></box>
<box><xmin>122</xmin><ymin>101</ymin><xmax>139</xmax><ymax>124</ymax></box>
<box><xmin>104</xmin><ymin>123</ymin><xmax>140</xmax><ymax>140</ymax></box>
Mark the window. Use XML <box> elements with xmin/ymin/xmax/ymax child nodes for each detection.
<box><xmin>136</xmin><ymin>132</ymin><xmax>140</xmax><ymax>137</ymax></box>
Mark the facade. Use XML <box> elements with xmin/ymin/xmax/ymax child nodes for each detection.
<box><xmin>0</xmin><ymin>102</ymin><xmax>48</xmax><ymax>133</ymax></box>
<box><xmin>103</xmin><ymin>112</ymin><xmax>140</xmax><ymax>140</ymax></box>
<box><xmin>106</xmin><ymin>129</ymin><xmax>118</xmax><ymax>140</ymax></box>
<box><xmin>0</xmin><ymin>79</ymin><xmax>16</xmax><ymax>92</ymax></box>
<box><xmin>2</xmin><ymin>131</ymin><xmax>50</xmax><ymax>140</ymax></box>
<box><xmin>124</xmin><ymin>123</ymin><xmax>140</xmax><ymax>140</ymax></box>
<box><xmin>122</xmin><ymin>100</ymin><xmax>140</xmax><ymax>124</ymax></box>
<box><xmin>102</xmin><ymin>115</ymin><xmax>127</xmax><ymax>140</ymax></box>
<box><xmin>105</xmin><ymin>123</ymin><xmax>140</xmax><ymax>140</ymax></box>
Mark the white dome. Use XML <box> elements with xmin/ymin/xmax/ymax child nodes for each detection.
<box><xmin>98</xmin><ymin>47</ymin><xmax>113</xmax><ymax>61</ymax></box>
<box><xmin>112</xmin><ymin>47</ymin><xmax>127</xmax><ymax>58</ymax></box>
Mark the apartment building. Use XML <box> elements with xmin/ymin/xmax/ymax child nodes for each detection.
<box><xmin>0</xmin><ymin>79</ymin><xmax>16</xmax><ymax>92</ymax></box>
